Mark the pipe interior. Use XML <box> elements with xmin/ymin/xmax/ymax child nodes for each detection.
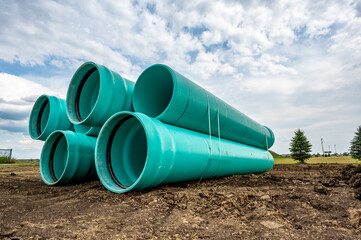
<box><xmin>37</xmin><ymin>99</ymin><xmax>50</xmax><ymax>136</ymax></box>
<box><xmin>108</xmin><ymin>116</ymin><xmax>147</xmax><ymax>188</ymax></box>
<box><xmin>76</xmin><ymin>68</ymin><xmax>100</xmax><ymax>121</ymax></box>
<box><xmin>50</xmin><ymin>134</ymin><xmax>68</xmax><ymax>181</ymax></box>
<box><xmin>133</xmin><ymin>66</ymin><xmax>173</xmax><ymax>118</ymax></box>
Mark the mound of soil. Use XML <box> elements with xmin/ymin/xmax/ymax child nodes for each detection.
<box><xmin>1</xmin><ymin>164</ymin><xmax>361</xmax><ymax>239</ymax></box>
<box><xmin>339</xmin><ymin>165</ymin><xmax>361</xmax><ymax>200</ymax></box>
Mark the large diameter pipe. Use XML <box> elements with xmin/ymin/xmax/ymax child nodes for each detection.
<box><xmin>29</xmin><ymin>95</ymin><xmax>73</xmax><ymax>141</ymax></box>
<box><xmin>73</xmin><ymin>124</ymin><xmax>100</xmax><ymax>137</ymax></box>
<box><xmin>95</xmin><ymin>111</ymin><xmax>273</xmax><ymax>193</ymax></box>
<box><xmin>66</xmin><ymin>62</ymin><xmax>134</xmax><ymax>127</ymax></box>
<box><xmin>40</xmin><ymin>130</ymin><xmax>96</xmax><ymax>185</ymax></box>
<box><xmin>133</xmin><ymin>64</ymin><xmax>275</xmax><ymax>150</ymax></box>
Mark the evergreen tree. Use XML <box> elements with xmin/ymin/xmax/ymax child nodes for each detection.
<box><xmin>350</xmin><ymin>126</ymin><xmax>361</xmax><ymax>160</ymax></box>
<box><xmin>289</xmin><ymin>129</ymin><xmax>312</xmax><ymax>163</ymax></box>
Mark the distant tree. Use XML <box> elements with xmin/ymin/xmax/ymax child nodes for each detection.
<box><xmin>289</xmin><ymin>129</ymin><xmax>312</xmax><ymax>164</ymax></box>
<box><xmin>343</xmin><ymin>152</ymin><xmax>350</xmax><ymax>156</ymax></box>
<box><xmin>350</xmin><ymin>126</ymin><xmax>361</xmax><ymax>160</ymax></box>
<box><xmin>316</xmin><ymin>153</ymin><xmax>321</xmax><ymax>157</ymax></box>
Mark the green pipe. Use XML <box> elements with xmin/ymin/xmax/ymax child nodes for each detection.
<box><xmin>29</xmin><ymin>95</ymin><xmax>73</xmax><ymax>141</ymax></box>
<box><xmin>40</xmin><ymin>130</ymin><xmax>97</xmax><ymax>185</ymax></box>
<box><xmin>66</xmin><ymin>62</ymin><xmax>134</xmax><ymax>127</ymax></box>
<box><xmin>73</xmin><ymin>124</ymin><xmax>100</xmax><ymax>136</ymax></box>
<box><xmin>95</xmin><ymin>111</ymin><xmax>273</xmax><ymax>193</ymax></box>
<box><xmin>133</xmin><ymin>64</ymin><xmax>274</xmax><ymax>150</ymax></box>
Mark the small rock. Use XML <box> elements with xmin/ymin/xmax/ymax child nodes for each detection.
<box><xmin>10</xmin><ymin>172</ymin><xmax>16</xmax><ymax>176</ymax></box>
<box><xmin>0</xmin><ymin>229</ymin><xmax>17</xmax><ymax>237</ymax></box>
<box><xmin>260</xmin><ymin>221</ymin><xmax>283</xmax><ymax>229</ymax></box>
<box><xmin>260</xmin><ymin>195</ymin><xmax>271</xmax><ymax>201</ymax></box>
<box><xmin>314</xmin><ymin>185</ymin><xmax>329</xmax><ymax>195</ymax></box>
<box><xmin>349</xmin><ymin>209</ymin><xmax>361</xmax><ymax>228</ymax></box>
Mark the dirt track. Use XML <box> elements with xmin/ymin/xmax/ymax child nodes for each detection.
<box><xmin>1</xmin><ymin>164</ymin><xmax>361</xmax><ymax>239</ymax></box>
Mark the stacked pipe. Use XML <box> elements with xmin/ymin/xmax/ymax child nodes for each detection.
<box><xmin>29</xmin><ymin>61</ymin><xmax>275</xmax><ymax>193</ymax></box>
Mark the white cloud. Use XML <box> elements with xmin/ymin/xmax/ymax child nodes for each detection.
<box><xmin>0</xmin><ymin>0</ymin><xmax>360</xmax><ymax>157</ymax></box>
<box><xmin>0</xmin><ymin>130</ymin><xmax>43</xmax><ymax>159</ymax></box>
<box><xmin>0</xmin><ymin>73</ymin><xmax>56</xmax><ymax>101</ymax></box>
<box><xmin>0</xmin><ymin>73</ymin><xmax>57</xmax><ymax>134</ymax></box>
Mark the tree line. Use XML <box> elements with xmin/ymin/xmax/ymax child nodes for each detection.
<box><xmin>289</xmin><ymin>126</ymin><xmax>361</xmax><ymax>163</ymax></box>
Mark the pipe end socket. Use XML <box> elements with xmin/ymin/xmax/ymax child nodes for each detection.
<box><xmin>29</xmin><ymin>95</ymin><xmax>50</xmax><ymax>140</ymax></box>
<box><xmin>40</xmin><ymin>131</ymin><xmax>69</xmax><ymax>185</ymax></box>
<box><xmin>264</xmin><ymin>126</ymin><xmax>275</xmax><ymax>149</ymax></box>
<box><xmin>96</xmin><ymin>112</ymin><xmax>152</xmax><ymax>193</ymax></box>
<box><xmin>133</xmin><ymin>65</ymin><xmax>174</xmax><ymax>118</ymax></box>
<box><xmin>66</xmin><ymin>62</ymin><xmax>100</xmax><ymax>125</ymax></box>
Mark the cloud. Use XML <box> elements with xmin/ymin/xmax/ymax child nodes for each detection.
<box><xmin>0</xmin><ymin>119</ymin><xmax>28</xmax><ymax>133</ymax></box>
<box><xmin>0</xmin><ymin>0</ymin><xmax>360</xmax><ymax>157</ymax></box>
<box><xmin>0</xmin><ymin>73</ymin><xmax>56</xmax><ymax>133</ymax></box>
<box><xmin>0</xmin><ymin>110</ymin><xmax>29</xmax><ymax>121</ymax></box>
<box><xmin>0</xmin><ymin>130</ymin><xmax>43</xmax><ymax>159</ymax></box>
<box><xmin>0</xmin><ymin>73</ymin><xmax>56</xmax><ymax>101</ymax></box>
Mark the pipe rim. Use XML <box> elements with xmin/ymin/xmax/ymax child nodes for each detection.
<box><xmin>133</xmin><ymin>64</ymin><xmax>177</xmax><ymax>119</ymax></box>
<box><xmin>29</xmin><ymin>95</ymin><xmax>51</xmax><ymax>140</ymax></box>
<box><xmin>106</xmin><ymin>115</ymin><xmax>133</xmax><ymax>189</ymax></box>
<box><xmin>66</xmin><ymin>61</ymin><xmax>101</xmax><ymax>125</ymax></box>
<box><xmin>37</xmin><ymin>98</ymin><xmax>49</xmax><ymax>136</ymax></box>
<box><xmin>75</xmin><ymin>67</ymin><xmax>97</xmax><ymax>122</ymax></box>
<box><xmin>264</xmin><ymin>126</ymin><xmax>275</xmax><ymax>148</ymax></box>
<box><xmin>95</xmin><ymin>111</ymin><xmax>151</xmax><ymax>193</ymax></box>
<box><xmin>40</xmin><ymin>131</ymin><xmax>70</xmax><ymax>185</ymax></box>
<box><xmin>48</xmin><ymin>134</ymin><xmax>64</xmax><ymax>182</ymax></box>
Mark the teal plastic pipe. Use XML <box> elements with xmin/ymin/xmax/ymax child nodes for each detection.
<box><xmin>73</xmin><ymin>124</ymin><xmax>100</xmax><ymax>137</ymax></box>
<box><xmin>66</xmin><ymin>62</ymin><xmax>134</xmax><ymax>127</ymax></box>
<box><xmin>40</xmin><ymin>130</ymin><xmax>97</xmax><ymax>185</ymax></box>
<box><xmin>29</xmin><ymin>95</ymin><xmax>73</xmax><ymax>141</ymax></box>
<box><xmin>95</xmin><ymin>111</ymin><xmax>273</xmax><ymax>193</ymax></box>
<box><xmin>133</xmin><ymin>64</ymin><xmax>274</xmax><ymax>150</ymax></box>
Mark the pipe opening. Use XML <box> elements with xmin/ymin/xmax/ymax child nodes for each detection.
<box><xmin>133</xmin><ymin>65</ymin><xmax>173</xmax><ymax>118</ymax></box>
<box><xmin>36</xmin><ymin>98</ymin><xmax>50</xmax><ymax>137</ymax></box>
<box><xmin>48</xmin><ymin>134</ymin><xmax>68</xmax><ymax>182</ymax></box>
<box><xmin>74</xmin><ymin>67</ymin><xmax>100</xmax><ymax>121</ymax></box>
<box><xmin>106</xmin><ymin>116</ymin><xmax>147</xmax><ymax>188</ymax></box>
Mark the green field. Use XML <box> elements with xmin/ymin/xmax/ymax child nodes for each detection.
<box><xmin>274</xmin><ymin>156</ymin><xmax>360</xmax><ymax>165</ymax></box>
<box><xmin>0</xmin><ymin>160</ymin><xmax>39</xmax><ymax>167</ymax></box>
<box><xmin>1</xmin><ymin>156</ymin><xmax>359</xmax><ymax>167</ymax></box>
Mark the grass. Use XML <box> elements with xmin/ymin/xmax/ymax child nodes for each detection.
<box><xmin>0</xmin><ymin>156</ymin><xmax>16</xmax><ymax>164</ymax></box>
<box><xmin>0</xmin><ymin>162</ymin><xmax>40</xmax><ymax>167</ymax></box>
<box><xmin>0</xmin><ymin>158</ymin><xmax>39</xmax><ymax>167</ymax></box>
<box><xmin>16</xmin><ymin>161</ymin><xmax>40</xmax><ymax>164</ymax></box>
<box><xmin>274</xmin><ymin>156</ymin><xmax>360</xmax><ymax>165</ymax></box>
<box><xmin>1</xmin><ymin>155</ymin><xmax>359</xmax><ymax>167</ymax></box>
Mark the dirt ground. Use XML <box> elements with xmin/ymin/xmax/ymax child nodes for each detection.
<box><xmin>1</xmin><ymin>164</ymin><xmax>361</xmax><ymax>240</ymax></box>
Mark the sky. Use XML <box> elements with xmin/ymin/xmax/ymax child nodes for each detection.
<box><xmin>0</xmin><ymin>0</ymin><xmax>360</xmax><ymax>159</ymax></box>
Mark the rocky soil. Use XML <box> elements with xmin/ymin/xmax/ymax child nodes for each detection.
<box><xmin>1</xmin><ymin>164</ymin><xmax>361</xmax><ymax>239</ymax></box>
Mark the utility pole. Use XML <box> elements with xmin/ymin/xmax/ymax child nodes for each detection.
<box><xmin>321</xmin><ymin>138</ymin><xmax>325</xmax><ymax>156</ymax></box>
